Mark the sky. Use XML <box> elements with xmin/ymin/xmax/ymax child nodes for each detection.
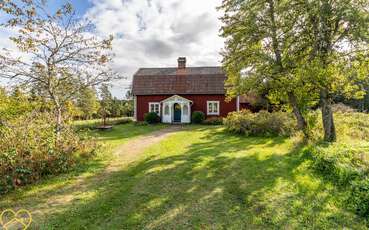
<box><xmin>0</xmin><ymin>0</ymin><xmax>224</xmax><ymax>98</ymax></box>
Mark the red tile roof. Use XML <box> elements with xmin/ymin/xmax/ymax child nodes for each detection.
<box><xmin>132</xmin><ymin>67</ymin><xmax>227</xmax><ymax>95</ymax></box>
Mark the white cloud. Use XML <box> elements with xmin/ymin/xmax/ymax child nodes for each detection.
<box><xmin>86</xmin><ymin>0</ymin><xmax>225</xmax><ymax>98</ymax></box>
<box><xmin>0</xmin><ymin>27</ymin><xmax>21</xmax><ymax>88</ymax></box>
<box><xmin>0</xmin><ymin>1</ymin><xmax>225</xmax><ymax>98</ymax></box>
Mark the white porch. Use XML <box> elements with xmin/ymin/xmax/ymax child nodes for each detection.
<box><xmin>161</xmin><ymin>95</ymin><xmax>192</xmax><ymax>124</ymax></box>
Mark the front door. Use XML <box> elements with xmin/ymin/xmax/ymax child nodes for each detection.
<box><xmin>173</xmin><ymin>103</ymin><xmax>181</xmax><ymax>122</ymax></box>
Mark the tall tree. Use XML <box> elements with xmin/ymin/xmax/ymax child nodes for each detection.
<box><xmin>220</xmin><ymin>0</ymin><xmax>368</xmax><ymax>141</ymax></box>
<box><xmin>297</xmin><ymin>0</ymin><xmax>368</xmax><ymax>141</ymax></box>
<box><xmin>99</xmin><ymin>84</ymin><xmax>113</xmax><ymax>126</ymax></box>
<box><xmin>219</xmin><ymin>0</ymin><xmax>313</xmax><ymax>132</ymax></box>
<box><xmin>0</xmin><ymin>1</ymin><xmax>118</xmax><ymax>138</ymax></box>
<box><xmin>77</xmin><ymin>87</ymin><xmax>100</xmax><ymax>120</ymax></box>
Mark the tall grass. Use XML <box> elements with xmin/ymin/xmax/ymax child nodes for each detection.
<box><xmin>305</xmin><ymin>111</ymin><xmax>369</xmax><ymax>220</ymax></box>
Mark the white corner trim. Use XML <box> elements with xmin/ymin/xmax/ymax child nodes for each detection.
<box><xmin>237</xmin><ymin>95</ymin><xmax>240</xmax><ymax>112</ymax></box>
<box><xmin>207</xmin><ymin>101</ymin><xmax>220</xmax><ymax>115</ymax></box>
<box><xmin>134</xmin><ymin>96</ymin><xmax>137</xmax><ymax>121</ymax></box>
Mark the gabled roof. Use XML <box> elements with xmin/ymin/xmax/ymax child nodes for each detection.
<box><xmin>132</xmin><ymin>66</ymin><xmax>227</xmax><ymax>95</ymax></box>
<box><xmin>135</xmin><ymin>67</ymin><xmax>225</xmax><ymax>76</ymax></box>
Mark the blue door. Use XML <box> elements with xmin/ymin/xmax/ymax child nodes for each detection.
<box><xmin>173</xmin><ymin>103</ymin><xmax>181</xmax><ymax>122</ymax></box>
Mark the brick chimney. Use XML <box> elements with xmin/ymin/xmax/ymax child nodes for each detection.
<box><xmin>177</xmin><ymin>57</ymin><xmax>187</xmax><ymax>75</ymax></box>
<box><xmin>178</xmin><ymin>57</ymin><xmax>186</xmax><ymax>69</ymax></box>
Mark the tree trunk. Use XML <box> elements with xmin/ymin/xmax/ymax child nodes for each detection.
<box><xmin>55</xmin><ymin>106</ymin><xmax>62</xmax><ymax>142</ymax></box>
<box><xmin>288</xmin><ymin>93</ymin><xmax>307</xmax><ymax>131</ymax></box>
<box><xmin>320</xmin><ymin>88</ymin><xmax>336</xmax><ymax>142</ymax></box>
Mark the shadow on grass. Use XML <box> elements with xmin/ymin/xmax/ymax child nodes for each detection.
<box><xmin>38</xmin><ymin>127</ymin><xmax>364</xmax><ymax>229</ymax></box>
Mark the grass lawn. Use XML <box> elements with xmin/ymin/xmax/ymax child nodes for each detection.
<box><xmin>1</xmin><ymin>124</ymin><xmax>367</xmax><ymax>229</ymax></box>
<box><xmin>0</xmin><ymin>123</ymin><xmax>166</xmax><ymax>224</ymax></box>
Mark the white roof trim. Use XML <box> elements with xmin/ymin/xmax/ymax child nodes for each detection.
<box><xmin>161</xmin><ymin>95</ymin><xmax>193</xmax><ymax>103</ymax></box>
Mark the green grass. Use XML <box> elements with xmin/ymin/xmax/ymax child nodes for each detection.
<box><xmin>73</xmin><ymin>117</ymin><xmax>133</xmax><ymax>130</ymax></box>
<box><xmin>5</xmin><ymin>125</ymin><xmax>363</xmax><ymax>229</ymax></box>
<box><xmin>0</xmin><ymin>123</ymin><xmax>166</xmax><ymax>223</ymax></box>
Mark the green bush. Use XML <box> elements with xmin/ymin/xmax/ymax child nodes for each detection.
<box><xmin>307</xmin><ymin>143</ymin><xmax>369</xmax><ymax>219</ymax></box>
<box><xmin>192</xmin><ymin>111</ymin><xmax>205</xmax><ymax>124</ymax></box>
<box><xmin>224</xmin><ymin>110</ymin><xmax>297</xmax><ymax>137</ymax></box>
<box><xmin>308</xmin><ymin>144</ymin><xmax>366</xmax><ymax>185</ymax></box>
<box><xmin>0</xmin><ymin>112</ymin><xmax>97</xmax><ymax>194</ymax></box>
<box><xmin>202</xmin><ymin>117</ymin><xmax>223</xmax><ymax>125</ymax></box>
<box><xmin>305</xmin><ymin>111</ymin><xmax>369</xmax><ymax>141</ymax></box>
<box><xmin>144</xmin><ymin>112</ymin><xmax>160</xmax><ymax>124</ymax></box>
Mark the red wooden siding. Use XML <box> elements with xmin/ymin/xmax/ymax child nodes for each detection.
<box><xmin>136</xmin><ymin>94</ymin><xmax>237</xmax><ymax>121</ymax></box>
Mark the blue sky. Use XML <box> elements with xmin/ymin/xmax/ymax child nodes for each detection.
<box><xmin>49</xmin><ymin>0</ymin><xmax>92</xmax><ymax>15</ymax></box>
<box><xmin>1</xmin><ymin>0</ymin><xmax>224</xmax><ymax>98</ymax></box>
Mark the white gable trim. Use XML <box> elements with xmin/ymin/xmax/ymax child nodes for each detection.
<box><xmin>161</xmin><ymin>95</ymin><xmax>193</xmax><ymax>103</ymax></box>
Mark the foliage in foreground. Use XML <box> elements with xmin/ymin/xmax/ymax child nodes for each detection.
<box><xmin>191</xmin><ymin>111</ymin><xmax>205</xmax><ymax>124</ymax></box>
<box><xmin>307</xmin><ymin>143</ymin><xmax>369</xmax><ymax>219</ymax></box>
<box><xmin>202</xmin><ymin>117</ymin><xmax>223</xmax><ymax>125</ymax></box>
<box><xmin>144</xmin><ymin>112</ymin><xmax>160</xmax><ymax>124</ymax></box>
<box><xmin>0</xmin><ymin>112</ymin><xmax>98</xmax><ymax>194</ymax></box>
<box><xmin>224</xmin><ymin>110</ymin><xmax>297</xmax><ymax>137</ymax></box>
<box><xmin>305</xmin><ymin>111</ymin><xmax>369</xmax><ymax>220</ymax></box>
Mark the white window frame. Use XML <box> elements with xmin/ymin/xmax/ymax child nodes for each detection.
<box><xmin>207</xmin><ymin>101</ymin><xmax>220</xmax><ymax>115</ymax></box>
<box><xmin>149</xmin><ymin>102</ymin><xmax>160</xmax><ymax>115</ymax></box>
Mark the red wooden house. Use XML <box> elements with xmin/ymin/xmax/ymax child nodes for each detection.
<box><xmin>132</xmin><ymin>57</ymin><xmax>241</xmax><ymax>123</ymax></box>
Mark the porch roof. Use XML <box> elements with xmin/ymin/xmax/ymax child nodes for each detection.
<box><xmin>160</xmin><ymin>95</ymin><xmax>193</xmax><ymax>103</ymax></box>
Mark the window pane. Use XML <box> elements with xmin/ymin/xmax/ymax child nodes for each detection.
<box><xmin>214</xmin><ymin>103</ymin><xmax>218</xmax><ymax>113</ymax></box>
<box><xmin>209</xmin><ymin>103</ymin><xmax>213</xmax><ymax>113</ymax></box>
<box><xmin>150</xmin><ymin>103</ymin><xmax>160</xmax><ymax>114</ymax></box>
<box><xmin>183</xmin><ymin>104</ymin><xmax>188</xmax><ymax>115</ymax></box>
<box><xmin>164</xmin><ymin>105</ymin><xmax>170</xmax><ymax>115</ymax></box>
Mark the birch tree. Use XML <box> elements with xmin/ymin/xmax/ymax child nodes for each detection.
<box><xmin>0</xmin><ymin>1</ymin><xmax>118</xmax><ymax>138</ymax></box>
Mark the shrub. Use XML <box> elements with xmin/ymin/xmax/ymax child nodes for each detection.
<box><xmin>350</xmin><ymin>179</ymin><xmax>369</xmax><ymax>217</ymax></box>
<box><xmin>144</xmin><ymin>112</ymin><xmax>160</xmax><ymax>124</ymax></box>
<box><xmin>0</xmin><ymin>112</ymin><xmax>97</xmax><ymax>194</ymax></box>
<box><xmin>307</xmin><ymin>143</ymin><xmax>369</xmax><ymax>219</ymax></box>
<box><xmin>224</xmin><ymin>110</ymin><xmax>297</xmax><ymax>137</ymax></box>
<box><xmin>192</xmin><ymin>111</ymin><xmax>205</xmax><ymax>124</ymax></box>
<box><xmin>202</xmin><ymin>117</ymin><xmax>223</xmax><ymax>125</ymax></box>
<box><xmin>335</xmin><ymin>112</ymin><xmax>369</xmax><ymax>141</ymax></box>
<box><xmin>308</xmin><ymin>144</ymin><xmax>366</xmax><ymax>185</ymax></box>
<box><xmin>332</xmin><ymin>103</ymin><xmax>356</xmax><ymax>113</ymax></box>
<box><xmin>305</xmin><ymin>111</ymin><xmax>369</xmax><ymax>141</ymax></box>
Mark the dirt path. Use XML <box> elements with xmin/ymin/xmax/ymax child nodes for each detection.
<box><xmin>107</xmin><ymin>125</ymin><xmax>183</xmax><ymax>172</ymax></box>
<box><xmin>1</xmin><ymin>125</ymin><xmax>183</xmax><ymax>227</ymax></box>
